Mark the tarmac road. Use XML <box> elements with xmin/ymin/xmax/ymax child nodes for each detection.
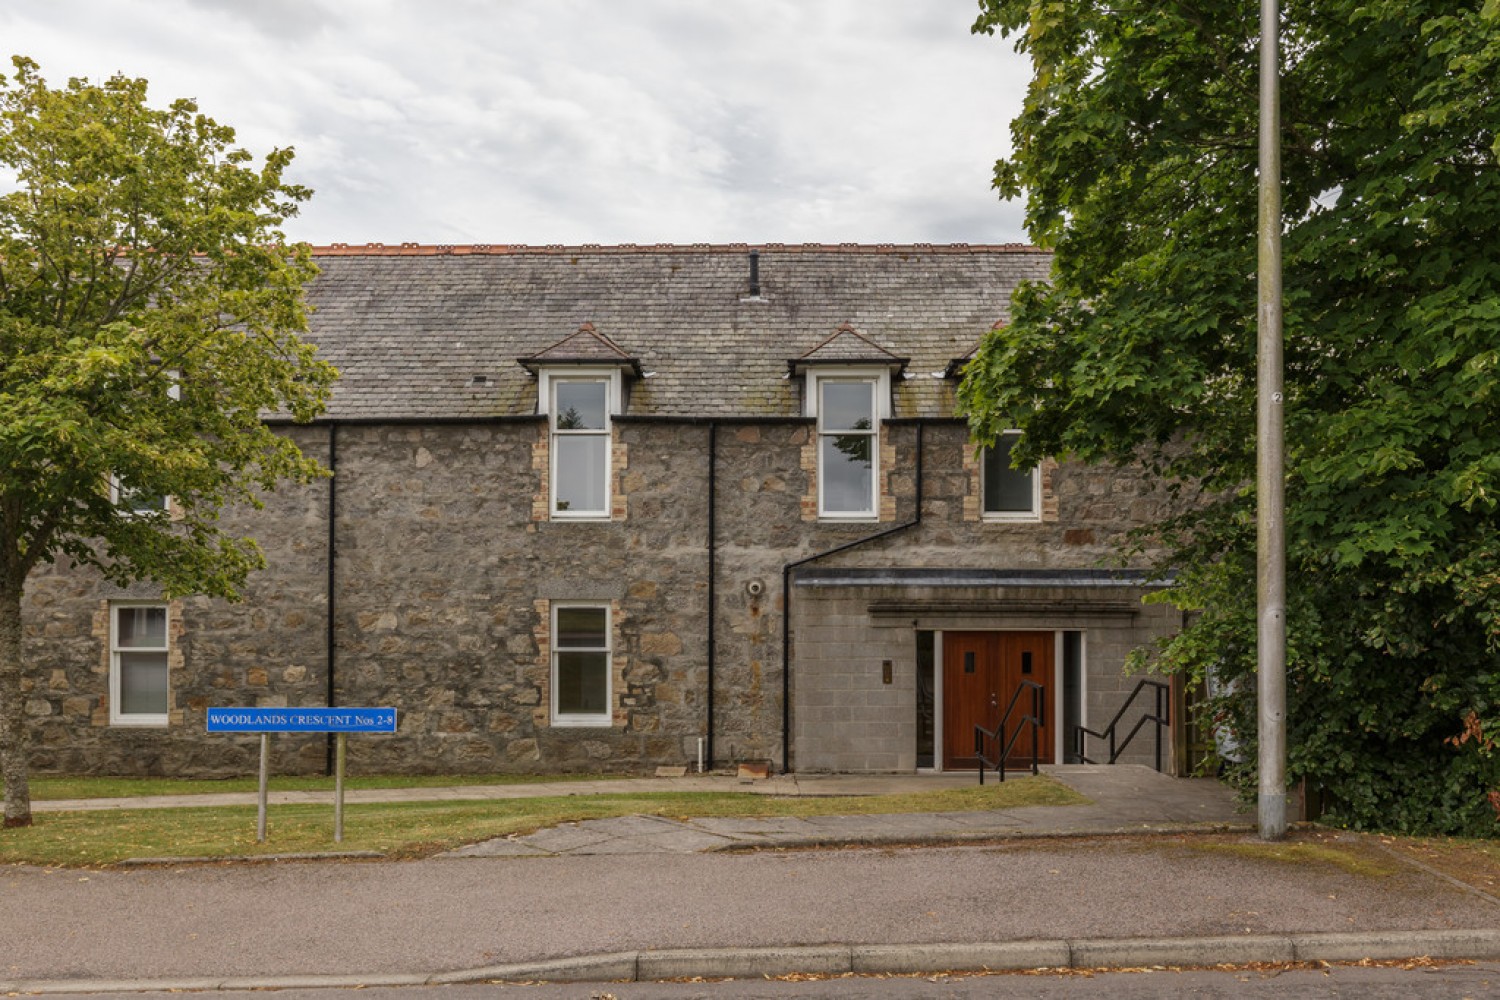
<box><xmin>3</xmin><ymin>837</ymin><xmax>1496</xmax><ymax>983</ymax></box>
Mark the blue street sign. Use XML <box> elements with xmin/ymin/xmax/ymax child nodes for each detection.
<box><xmin>206</xmin><ymin>707</ymin><xmax>397</xmax><ymax>734</ymax></box>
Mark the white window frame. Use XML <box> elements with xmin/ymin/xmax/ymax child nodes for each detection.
<box><xmin>540</xmin><ymin>368</ymin><xmax>621</xmax><ymax>521</ymax></box>
<box><xmin>806</xmin><ymin>368</ymin><xmax>890</xmax><ymax>521</ymax></box>
<box><xmin>981</xmin><ymin>431</ymin><xmax>1042</xmax><ymax>522</ymax></box>
<box><xmin>106</xmin><ymin>367</ymin><xmax>179</xmax><ymax>517</ymax></box>
<box><xmin>550</xmin><ymin>601</ymin><xmax>613</xmax><ymax>727</ymax></box>
<box><xmin>109</xmin><ymin>601</ymin><xmax>170</xmax><ymax>727</ymax></box>
<box><xmin>109</xmin><ymin>475</ymin><xmax>170</xmax><ymax>517</ymax></box>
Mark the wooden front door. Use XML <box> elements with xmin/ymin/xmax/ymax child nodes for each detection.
<box><xmin>942</xmin><ymin>631</ymin><xmax>1054</xmax><ymax>770</ymax></box>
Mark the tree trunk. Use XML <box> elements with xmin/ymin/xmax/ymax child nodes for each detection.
<box><xmin>0</xmin><ymin>580</ymin><xmax>32</xmax><ymax>827</ymax></box>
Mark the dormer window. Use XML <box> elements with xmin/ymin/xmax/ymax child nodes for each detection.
<box><xmin>519</xmin><ymin>324</ymin><xmax>641</xmax><ymax>524</ymax></box>
<box><xmin>817</xmin><ymin>378</ymin><xmax>877</xmax><ymax>517</ymax></box>
<box><xmin>803</xmin><ymin>368</ymin><xmax>892</xmax><ymax>520</ymax></box>
<box><xmin>790</xmin><ymin>325</ymin><xmax>904</xmax><ymax>523</ymax></box>
<box><xmin>547</xmin><ymin>374</ymin><xmax>614</xmax><ymax>518</ymax></box>
<box><xmin>534</xmin><ymin>364</ymin><xmax>625</xmax><ymax>521</ymax></box>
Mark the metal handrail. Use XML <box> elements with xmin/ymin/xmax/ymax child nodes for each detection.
<box><xmin>1073</xmin><ymin>677</ymin><xmax>1172</xmax><ymax>772</ymax></box>
<box><xmin>973</xmin><ymin>679</ymin><xmax>1045</xmax><ymax>785</ymax></box>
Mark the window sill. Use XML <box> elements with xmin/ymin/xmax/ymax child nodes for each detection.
<box><xmin>109</xmin><ymin>715</ymin><xmax>169</xmax><ymax>728</ymax></box>
<box><xmin>551</xmin><ymin>716</ymin><xmax>613</xmax><ymax>728</ymax></box>
<box><xmin>982</xmin><ymin>512</ymin><xmax>1042</xmax><ymax>523</ymax></box>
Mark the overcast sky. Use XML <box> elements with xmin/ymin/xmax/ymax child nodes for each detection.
<box><xmin>2</xmin><ymin>0</ymin><xmax>1032</xmax><ymax>246</ymax></box>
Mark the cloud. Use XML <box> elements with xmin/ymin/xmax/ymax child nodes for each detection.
<box><xmin>0</xmin><ymin>0</ymin><xmax>1033</xmax><ymax>244</ymax></box>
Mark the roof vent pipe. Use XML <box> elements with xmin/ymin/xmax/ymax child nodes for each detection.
<box><xmin>748</xmin><ymin>248</ymin><xmax>760</xmax><ymax>298</ymax></box>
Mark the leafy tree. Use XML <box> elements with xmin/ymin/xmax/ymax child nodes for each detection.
<box><xmin>960</xmin><ymin>2</ymin><xmax>1500</xmax><ymax>833</ymax></box>
<box><xmin>0</xmin><ymin>58</ymin><xmax>336</xmax><ymax>827</ymax></box>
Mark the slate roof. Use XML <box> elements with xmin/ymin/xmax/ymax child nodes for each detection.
<box><xmin>302</xmin><ymin>243</ymin><xmax>1051</xmax><ymax>419</ymax></box>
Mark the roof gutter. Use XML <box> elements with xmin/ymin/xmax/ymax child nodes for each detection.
<box><xmin>780</xmin><ymin>422</ymin><xmax>924</xmax><ymax>774</ymax></box>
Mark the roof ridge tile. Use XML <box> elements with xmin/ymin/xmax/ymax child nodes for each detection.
<box><xmin>307</xmin><ymin>242</ymin><xmax>1045</xmax><ymax>257</ymax></box>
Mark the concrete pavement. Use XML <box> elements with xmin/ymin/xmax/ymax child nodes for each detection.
<box><xmin>445</xmin><ymin>765</ymin><xmax>1245</xmax><ymax>857</ymax></box>
<box><xmin>5</xmin><ymin>765</ymin><xmax>1499</xmax><ymax>993</ymax></box>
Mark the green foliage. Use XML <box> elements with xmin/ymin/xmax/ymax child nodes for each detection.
<box><xmin>0</xmin><ymin>55</ymin><xmax>335</xmax><ymax>594</ymax></box>
<box><xmin>0</xmin><ymin>56</ymin><xmax>336</xmax><ymax>824</ymax></box>
<box><xmin>961</xmin><ymin>3</ymin><xmax>1500</xmax><ymax>834</ymax></box>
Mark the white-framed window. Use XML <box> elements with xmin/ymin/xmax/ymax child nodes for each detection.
<box><xmin>110</xmin><ymin>602</ymin><xmax>170</xmax><ymax>726</ymax></box>
<box><xmin>110</xmin><ymin>475</ymin><xmax>169</xmax><ymax>516</ymax></box>
<box><xmin>807</xmin><ymin>371</ymin><xmax>888</xmax><ymax>519</ymax></box>
<box><xmin>551</xmin><ymin>603</ymin><xmax>612</xmax><ymax>727</ymax></box>
<box><xmin>541</xmin><ymin>370</ymin><xmax>620</xmax><ymax>519</ymax></box>
<box><xmin>982</xmin><ymin>432</ymin><xmax>1041</xmax><ymax>520</ymax></box>
<box><xmin>105</xmin><ymin>367</ymin><xmax>179</xmax><ymax>516</ymax></box>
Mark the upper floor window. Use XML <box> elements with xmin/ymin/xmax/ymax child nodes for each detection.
<box><xmin>545</xmin><ymin>373</ymin><xmax>616</xmax><ymax>519</ymax></box>
<box><xmin>817</xmin><ymin>379</ymin><xmax>877</xmax><ymax>517</ymax></box>
<box><xmin>983</xmin><ymin>432</ymin><xmax>1041</xmax><ymax>520</ymax></box>
<box><xmin>110</xmin><ymin>602</ymin><xmax>169</xmax><ymax>726</ymax></box>
<box><xmin>805</xmin><ymin>370</ymin><xmax>891</xmax><ymax>520</ymax></box>
<box><xmin>110</xmin><ymin>476</ymin><xmax>169</xmax><ymax>516</ymax></box>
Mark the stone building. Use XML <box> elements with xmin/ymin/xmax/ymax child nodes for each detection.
<box><xmin>21</xmin><ymin>243</ymin><xmax>1186</xmax><ymax>777</ymax></box>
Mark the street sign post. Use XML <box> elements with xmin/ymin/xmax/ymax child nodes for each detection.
<box><xmin>207</xmin><ymin>707</ymin><xmax>397</xmax><ymax>842</ymax></box>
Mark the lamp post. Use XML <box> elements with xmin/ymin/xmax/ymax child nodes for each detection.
<box><xmin>1257</xmin><ymin>0</ymin><xmax>1288</xmax><ymax>840</ymax></box>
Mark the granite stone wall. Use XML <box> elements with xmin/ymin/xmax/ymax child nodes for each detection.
<box><xmin>20</xmin><ymin>419</ymin><xmax>1188</xmax><ymax>776</ymax></box>
<box><xmin>22</xmin><ymin>426</ymin><xmax>332</xmax><ymax>776</ymax></box>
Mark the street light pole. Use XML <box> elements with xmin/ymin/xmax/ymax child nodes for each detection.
<box><xmin>1257</xmin><ymin>0</ymin><xmax>1288</xmax><ymax>840</ymax></box>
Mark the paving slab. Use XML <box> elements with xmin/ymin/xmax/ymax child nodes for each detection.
<box><xmin>445</xmin><ymin>838</ymin><xmax>552</xmax><ymax>858</ymax></box>
<box><xmin>691</xmin><ymin>815</ymin><xmax>824</xmax><ymax>839</ymax></box>
<box><xmin>568</xmin><ymin>813</ymin><xmax>680</xmax><ymax>837</ymax></box>
<box><xmin>512</xmin><ymin>824</ymin><xmax>615</xmax><ymax>853</ymax></box>
<box><xmin>432</xmin><ymin>765</ymin><xmax>1250</xmax><ymax>858</ymax></box>
<box><xmin>632</xmin><ymin>827</ymin><xmax>740</xmax><ymax>852</ymax></box>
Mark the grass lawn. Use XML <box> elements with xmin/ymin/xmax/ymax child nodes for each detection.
<box><xmin>24</xmin><ymin>771</ymin><xmax>624</xmax><ymax>801</ymax></box>
<box><xmin>1377</xmin><ymin>833</ymin><xmax>1500</xmax><ymax>897</ymax></box>
<box><xmin>0</xmin><ymin>777</ymin><xmax>1085</xmax><ymax>867</ymax></box>
<box><xmin>1182</xmin><ymin>827</ymin><xmax>1500</xmax><ymax>897</ymax></box>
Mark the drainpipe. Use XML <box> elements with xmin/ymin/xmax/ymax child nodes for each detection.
<box><xmin>324</xmin><ymin>422</ymin><xmax>338</xmax><ymax>776</ymax></box>
<box><xmin>780</xmin><ymin>423</ymin><xmax>924</xmax><ymax>773</ymax></box>
<box><xmin>706</xmin><ymin>422</ymin><xmax>717</xmax><ymax>769</ymax></box>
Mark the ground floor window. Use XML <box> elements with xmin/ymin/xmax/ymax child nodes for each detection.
<box><xmin>110</xmin><ymin>603</ymin><xmax>169</xmax><ymax>726</ymax></box>
<box><xmin>551</xmin><ymin>603</ymin><xmax>611</xmax><ymax>726</ymax></box>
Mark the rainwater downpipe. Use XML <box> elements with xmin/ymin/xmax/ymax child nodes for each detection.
<box><xmin>324</xmin><ymin>422</ymin><xmax>338</xmax><ymax>776</ymax></box>
<box><xmin>706</xmin><ymin>421</ymin><xmax>717</xmax><ymax>769</ymax></box>
<box><xmin>780</xmin><ymin>422</ymin><xmax>924</xmax><ymax>774</ymax></box>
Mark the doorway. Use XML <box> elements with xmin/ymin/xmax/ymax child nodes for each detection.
<box><xmin>941</xmin><ymin>631</ymin><xmax>1054</xmax><ymax>770</ymax></box>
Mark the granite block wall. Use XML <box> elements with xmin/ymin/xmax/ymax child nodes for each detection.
<box><xmin>20</xmin><ymin>419</ymin><xmax>1187</xmax><ymax>776</ymax></box>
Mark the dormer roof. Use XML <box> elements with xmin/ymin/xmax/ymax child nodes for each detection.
<box><xmin>788</xmin><ymin>323</ymin><xmax>909</xmax><ymax>376</ymax></box>
<box><xmin>518</xmin><ymin>322</ymin><xmax>643</xmax><ymax>376</ymax></box>
<box><xmin>944</xmin><ymin>321</ymin><xmax>1007</xmax><ymax>380</ymax></box>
